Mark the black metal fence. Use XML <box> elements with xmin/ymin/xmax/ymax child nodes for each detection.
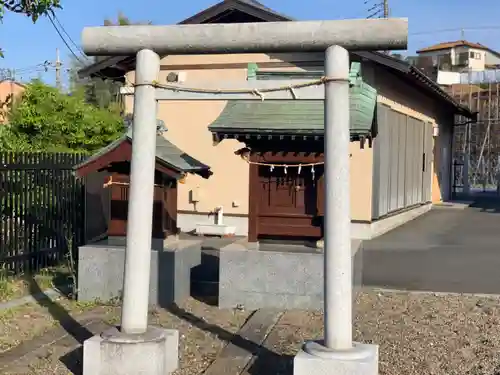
<box><xmin>0</xmin><ymin>152</ymin><xmax>86</xmax><ymax>275</ymax></box>
<box><xmin>452</xmin><ymin>158</ymin><xmax>466</xmax><ymax>200</ymax></box>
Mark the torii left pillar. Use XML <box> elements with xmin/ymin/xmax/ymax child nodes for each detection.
<box><xmin>82</xmin><ymin>49</ymin><xmax>179</xmax><ymax>375</ymax></box>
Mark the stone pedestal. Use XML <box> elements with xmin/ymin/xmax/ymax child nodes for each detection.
<box><xmin>78</xmin><ymin>238</ymin><xmax>201</xmax><ymax>306</ymax></box>
<box><xmin>218</xmin><ymin>240</ymin><xmax>363</xmax><ymax>310</ymax></box>
<box><xmin>294</xmin><ymin>341</ymin><xmax>378</xmax><ymax>375</ymax></box>
<box><xmin>83</xmin><ymin>326</ymin><xmax>179</xmax><ymax>375</ymax></box>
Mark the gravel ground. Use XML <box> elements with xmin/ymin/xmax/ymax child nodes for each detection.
<box><xmin>1</xmin><ymin>296</ymin><xmax>251</xmax><ymax>375</ymax></box>
<box><xmin>245</xmin><ymin>289</ymin><xmax>500</xmax><ymax>375</ymax></box>
<box><xmin>0</xmin><ymin>298</ymin><xmax>110</xmax><ymax>354</ymax></box>
<box><xmin>5</xmin><ymin>290</ymin><xmax>500</xmax><ymax>375</ymax></box>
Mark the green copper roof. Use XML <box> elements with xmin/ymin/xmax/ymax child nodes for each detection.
<box><xmin>209</xmin><ymin>100</ymin><xmax>325</xmax><ymax>134</ymax></box>
<box><xmin>209</xmin><ymin>96</ymin><xmax>376</xmax><ymax>136</ymax></box>
<box><xmin>74</xmin><ymin>128</ymin><xmax>210</xmax><ymax>175</ymax></box>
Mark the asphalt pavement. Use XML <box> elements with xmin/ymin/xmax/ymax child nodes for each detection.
<box><xmin>362</xmin><ymin>196</ymin><xmax>500</xmax><ymax>294</ymax></box>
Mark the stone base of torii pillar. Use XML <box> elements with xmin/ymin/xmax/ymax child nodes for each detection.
<box><xmin>294</xmin><ymin>341</ymin><xmax>378</xmax><ymax>375</ymax></box>
<box><xmin>83</xmin><ymin>327</ymin><xmax>179</xmax><ymax>375</ymax></box>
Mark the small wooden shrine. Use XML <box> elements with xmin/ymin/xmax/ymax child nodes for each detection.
<box><xmin>208</xmin><ymin>62</ymin><xmax>377</xmax><ymax>242</ymax></box>
<box><xmin>74</xmin><ymin>129</ymin><xmax>211</xmax><ymax>242</ymax></box>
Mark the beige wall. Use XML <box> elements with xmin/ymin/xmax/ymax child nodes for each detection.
<box><xmin>123</xmin><ymin>52</ymin><xmax>454</xmax><ymax>226</ymax></box>
<box><xmin>0</xmin><ymin>81</ymin><xmax>24</xmax><ymax>124</ymax></box>
<box><xmin>124</xmin><ymin>53</ymin><xmax>373</xmax><ymax>222</ymax></box>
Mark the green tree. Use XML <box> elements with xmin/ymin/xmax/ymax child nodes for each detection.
<box><xmin>69</xmin><ymin>13</ymin><xmax>150</xmax><ymax>109</ymax></box>
<box><xmin>0</xmin><ymin>80</ymin><xmax>125</xmax><ymax>152</ymax></box>
<box><xmin>69</xmin><ymin>56</ymin><xmax>123</xmax><ymax>110</ymax></box>
<box><xmin>0</xmin><ymin>0</ymin><xmax>61</xmax><ymax>57</ymax></box>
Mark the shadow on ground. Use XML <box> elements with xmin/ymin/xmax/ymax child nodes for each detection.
<box><xmin>468</xmin><ymin>195</ymin><xmax>500</xmax><ymax>213</ymax></box>
<box><xmin>166</xmin><ymin>303</ymin><xmax>290</xmax><ymax>375</ymax></box>
<box><xmin>25</xmin><ymin>277</ymin><xmax>92</xmax><ymax>375</ymax></box>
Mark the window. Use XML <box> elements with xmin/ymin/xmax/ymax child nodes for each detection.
<box><xmin>469</xmin><ymin>51</ymin><xmax>482</xmax><ymax>59</ymax></box>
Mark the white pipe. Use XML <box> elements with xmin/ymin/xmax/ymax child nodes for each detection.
<box><xmin>81</xmin><ymin>19</ymin><xmax>408</xmax><ymax>56</ymax></box>
<box><xmin>216</xmin><ymin>206</ymin><xmax>224</xmax><ymax>225</ymax></box>
<box><xmin>323</xmin><ymin>45</ymin><xmax>352</xmax><ymax>350</ymax></box>
<box><xmin>120</xmin><ymin>49</ymin><xmax>160</xmax><ymax>335</ymax></box>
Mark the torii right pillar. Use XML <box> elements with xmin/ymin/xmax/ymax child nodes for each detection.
<box><xmin>294</xmin><ymin>45</ymin><xmax>377</xmax><ymax>375</ymax></box>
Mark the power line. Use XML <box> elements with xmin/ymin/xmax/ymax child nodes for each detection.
<box><xmin>365</xmin><ymin>0</ymin><xmax>388</xmax><ymax>19</ymax></box>
<box><xmin>0</xmin><ymin>62</ymin><xmax>55</xmax><ymax>79</ymax></box>
<box><xmin>410</xmin><ymin>26</ymin><xmax>500</xmax><ymax>36</ymax></box>
<box><xmin>46</xmin><ymin>12</ymin><xmax>126</xmax><ymax>85</ymax></box>
<box><xmin>51</xmin><ymin>12</ymin><xmax>88</xmax><ymax>58</ymax></box>
<box><xmin>47</xmin><ymin>12</ymin><xmax>86</xmax><ymax>65</ymax></box>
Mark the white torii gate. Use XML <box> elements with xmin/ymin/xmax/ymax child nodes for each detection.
<box><xmin>81</xmin><ymin>19</ymin><xmax>407</xmax><ymax>375</ymax></box>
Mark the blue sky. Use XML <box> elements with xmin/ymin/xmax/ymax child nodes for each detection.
<box><xmin>1</xmin><ymin>0</ymin><xmax>499</xmax><ymax>86</ymax></box>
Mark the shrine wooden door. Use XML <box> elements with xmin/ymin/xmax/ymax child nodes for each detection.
<box><xmin>256</xmin><ymin>164</ymin><xmax>323</xmax><ymax>239</ymax></box>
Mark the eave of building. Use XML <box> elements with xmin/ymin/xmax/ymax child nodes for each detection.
<box><xmin>210</xmin><ymin>129</ymin><xmax>374</xmax><ymax>150</ymax></box>
<box><xmin>355</xmin><ymin>51</ymin><xmax>473</xmax><ymax>118</ymax></box>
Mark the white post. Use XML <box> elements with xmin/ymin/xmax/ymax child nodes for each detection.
<box><xmin>323</xmin><ymin>45</ymin><xmax>352</xmax><ymax>350</ymax></box>
<box><xmin>120</xmin><ymin>49</ymin><xmax>160</xmax><ymax>334</ymax></box>
<box><xmin>216</xmin><ymin>206</ymin><xmax>224</xmax><ymax>225</ymax></box>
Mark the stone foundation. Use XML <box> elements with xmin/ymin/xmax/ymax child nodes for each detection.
<box><xmin>78</xmin><ymin>238</ymin><xmax>201</xmax><ymax>306</ymax></box>
<box><xmin>218</xmin><ymin>240</ymin><xmax>363</xmax><ymax>310</ymax></box>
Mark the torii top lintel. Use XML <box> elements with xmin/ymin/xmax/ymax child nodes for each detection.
<box><xmin>81</xmin><ymin>18</ymin><xmax>408</xmax><ymax>56</ymax></box>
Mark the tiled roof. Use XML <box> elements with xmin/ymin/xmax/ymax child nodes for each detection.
<box><xmin>235</xmin><ymin>0</ymin><xmax>294</xmax><ymax>20</ymax></box>
<box><xmin>209</xmin><ymin>100</ymin><xmax>325</xmax><ymax>134</ymax></box>
<box><xmin>74</xmin><ymin>129</ymin><xmax>210</xmax><ymax>175</ymax></box>
<box><xmin>417</xmin><ymin>40</ymin><xmax>488</xmax><ymax>53</ymax></box>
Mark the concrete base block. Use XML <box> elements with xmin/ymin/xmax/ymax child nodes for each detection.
<box><xmin>294</xmin><ymin>341</ymin><xmax>378</xmax><ymax>375</ymax></box>
<box><xmin>195</xmin><ymin>223</ymin><xmax>236</xmax><ymax>236</ymax></box>
<box><xmin>218</xmin><ymin>240</ymin><xmax>363</xmax><ymax>310</ymax></box>
<box><xmin>78</xmin><ymin>238</ymin><xmax>201</xmax><ymax>306</ymax></box>
<box><xmin>352</xmin><ymin>203</ymin><xmax>432</xmax><ymax>240</ymax></box>
<box><xmin>83</xmin><ymin>326</ymin><xmax>179</xmax><ymax>375</ymax></box>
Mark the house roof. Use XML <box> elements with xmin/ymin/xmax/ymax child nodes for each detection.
<box><xmin>78</xmin><ymin>0</ymin><xmax>474</xmax><ymax>119</ymax></box>
<box><xmin>179</xmin><ymin>0</ymin><xmax>292</xmax><ymax>24</ymax></box>
<box><xmin>73</xmin><ymin>129</ymin><xmax>211</xmax><ymax>177</ymax></box>
<box><xmin>416</xmin><ymin>40</ymin><xmax>488</xmax><ymax>54</ymax></box>
<box><xmin>0</xmin><ymin>80</ymin><xmax>26</xmax><ymax>88</ymax></box>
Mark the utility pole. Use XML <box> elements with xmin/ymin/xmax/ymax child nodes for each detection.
<box><xmin>55</xmin><ymin>48</ymin><xmax>62</xmax><ymax>90</ymax></box>
<box><xmin>383</xmin><ymin>0</ymin><xmax>390</xmax><ymax>54</ymax></box>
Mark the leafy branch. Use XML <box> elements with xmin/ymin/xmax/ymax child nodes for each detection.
<box><xmin>0</xmin><ymin>0</ymin><xmax>62</xmax><ymax>57</ymax></box>
<box><xmin>0</xmin><ymin>0</ymin><xmax>60</xmax><ymax>20</ymax></box>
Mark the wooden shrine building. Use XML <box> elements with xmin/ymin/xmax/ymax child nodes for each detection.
<box><xmin>209</xmin><ymin>63</ymin><xmax>376</xmax><ymax>243</ymax></box>
<box><xmin>74</xmin><ymin>130</ymin><xmax>211</xmax><ymax>243</ymax></box>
